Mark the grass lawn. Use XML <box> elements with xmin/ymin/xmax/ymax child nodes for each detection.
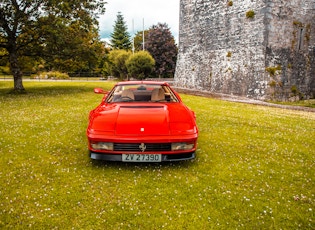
<box><xmin>0</xmin><ymin>81</ymin><xmax>314</xmax><ymax>229</ymax></box>
<box><xmin>270</xmin><ymin>100</ymin><xmax>315</xmax><ymax>109</ymax></box>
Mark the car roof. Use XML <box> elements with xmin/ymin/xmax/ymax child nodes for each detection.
<box><xmin>116</xmin><ymin>81</ymin><xmax>169</xmax><ymax>86</ymax></box>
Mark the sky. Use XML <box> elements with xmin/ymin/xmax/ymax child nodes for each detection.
<box><xmin>98</xmin><ymin>0</ymin><xmax>180</xmax><ymax>43</ymax></box>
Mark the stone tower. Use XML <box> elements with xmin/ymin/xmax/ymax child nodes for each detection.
<box><xmin>175</xmin><ymin>0</ymin><xmax>315</xmax><ymax>100</ymax></box>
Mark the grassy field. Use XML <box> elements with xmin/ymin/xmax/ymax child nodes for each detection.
<box><xmin>270</xmin><ymin>100</ymin><xmax>315</xmax><ymax>109</ymax></box>
<box><xmin>0</xmin><ymin>81</ymin><xmax>314</xmax><ymax>229</ymax></box>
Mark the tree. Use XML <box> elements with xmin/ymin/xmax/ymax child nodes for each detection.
<box><xmin>133</xmin><ymin>30</ymin><xmax>149</xmax><ymax>52</ymax></box>
<box><xmin>107</xmin><ymin>49</ymin><xmax>131</xmax><ymax>79</ymax></box>
<box><xmin>40</xmin><ymin>18</ymin><xmax>105</xmax><ymax>73</ymax></box>
<box><xmin>144</xmin><ymin>23</ymin><xmax>178</xmax><ymax>78</ymax></box>
<box><xmin>110</xmin><ymin>12</ymin><xmax>131</xmax><ymax>50</ymax></box>
<box><xmin>126</xmin><ymin>51</ymin><xmax>155</xmax><ymax>80</ymax></box>
<box><xmin>0</xmin><ymin>0</ymin><xmax>106</xmax><ymax>92</ymax></box>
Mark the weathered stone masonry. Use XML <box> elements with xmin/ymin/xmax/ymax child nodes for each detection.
<box><xmin>175</xmin><ymin>0</ymin><xmax>315</xmax><ymax>100</ymax></box>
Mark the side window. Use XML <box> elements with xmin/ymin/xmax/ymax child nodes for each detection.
<box><xmin>109</xmin><ymin>86</ymin><xmax>123</xmax><ymax>102</ymax></box>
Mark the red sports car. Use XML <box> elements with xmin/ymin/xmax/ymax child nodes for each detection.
<box><xmin>86</xmin><ymin>81</ymin><xmax>198</xmax><ymax>162</ymax></box>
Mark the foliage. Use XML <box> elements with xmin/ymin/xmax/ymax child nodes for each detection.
<box><xmin>107</xmin><ymin>50</ymin><xmax>132</xmax><ymax>79</ymax></box>
<box><xmin>133</xmin><ymin>30</ymin><xmax>149</xmax><ymax>52</ymax></box>
<box><xmin>0</xmin><ymin>81</ymin><xmax>314</xmax><ymax>229</ymax></box>
<box><xmin>268</xmin><ymin>80</ymin><xmax>277</xmax><ymax>87</ymax></box>
<box><xmin>126</xmin><ymin>51</ymin><xmax>155</xmax><ymax>79</ymax></box>
<box><xmin>291</xmin><ymin>85</ymin><xmax>298</xmax><ymax>95</ymax></box>
<box><xmin>110</xmin><ymin>12</ymin><xmax>132</xmax><ymax>50</ymax></box>
<box><xmin>135</xmin><ymin>23</ymin><xmax>178</xmax><ymax>78</ymax></box>
<box><xmin>0</xmin><ymin>66</ymin><xmax>10</xmax><ymax>74</ymax></box>
<box><xmin>266</xmin><ymin>65</ymin><xmax>283</xmax><ymax>91</ymax></box>
<box><xmin>266</xmin><ymin>65</ymin><xmax>282</xmax><ymax>76</ymax></box>
<box><xmin>0</xmin><ymin>49</ymin><xmax>8</xmax><ymax>66</ymax></box>
<box><xmin>293</xmin><ymin>20</ymin><xmax>303</xmax><ymax>27</ymax></box>
<box><xmin>34</xmin><ymin>71</ymin><xmax>70</xmax><ymax>80</ymax></box>
<box><xmin>0</xmin><ymin>0</ymin><xmax>106</xmax><ymax>91</ymax></box>
<box><xmin>39</xmin><ymin>18</ymin><xmax>106</xmax><ymax>73</ymax></box>
<box><xmin>246</xmin><ymin>10</ymin><xmax>255</xmax><ymax>18</ymax></box>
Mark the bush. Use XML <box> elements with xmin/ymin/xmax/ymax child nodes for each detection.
<box><xmin>246</xmin><ymin>10</ymin><xmax>255</xmax><ymax>18</ymax></box>
<box><xmin>291</xmin><ymin>85</ymin><xmax>298</xmax><ymax>95</ymax></box>
<box><xmin>126</xmin><ymin>51</ymin><xmax>155</xmax><ymax>80</ymax></box>
<box><xmin>265</xmin><ymin>65</ymin><xmax>282</xmax><ymax>76</ymax></box>
<box><xmin>107</xmin><ymin>50</ymin><xmax>132</xmax><ymax>79</ymax></box>
<box><xmin>37</xmin><ymin>71</ymin><xmax>70</xmax><ymax>80</ymax></box>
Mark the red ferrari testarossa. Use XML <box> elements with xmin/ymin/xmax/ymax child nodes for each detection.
<box><xmin>86</xmin><ymin>81</ymin><xmax>198</xmax><ymax>162</ymax></box>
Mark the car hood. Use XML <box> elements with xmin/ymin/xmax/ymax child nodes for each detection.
<box><xmin>116</xmin><ymin>105</ymin><xmax>170</xmax><ymax>135</ymax></box>
<box><xmin>89</xmin><ymin>103</ymin><xmax>196</xmax><ymax>136</ymax></box>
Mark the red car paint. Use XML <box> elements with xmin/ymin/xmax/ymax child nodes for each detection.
<box><xmin>86</xmin><ymin>81</ymin><xmax>198</xmax><ymax>162</ymax></box>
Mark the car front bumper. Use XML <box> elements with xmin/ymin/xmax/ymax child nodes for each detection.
<box><xmin>90</xmin><ymin>151</ymin><xmax>195</xmax><ymax>162</ymax></box>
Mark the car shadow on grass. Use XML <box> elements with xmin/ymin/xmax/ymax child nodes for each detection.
<box><xmin>0</xmin><ymin>85</ymin><xmax>95</xmax><ymax>97</ymax></box>
<box><xmin>90</xmin><ymin>158</ymin><xmax>195</xmax><ymax>170</ymax></box>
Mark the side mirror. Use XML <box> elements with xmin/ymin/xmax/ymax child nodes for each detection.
<box><xmin>94</xmin><ymin>88</ymin><xmax>108</xmax><ymax>94</ymax></box>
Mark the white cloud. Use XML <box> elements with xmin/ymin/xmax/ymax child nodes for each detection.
<box><xmin>98</xmin><ymin>0</ymin><xmax>179</xmax><ymax>42</ymax></box>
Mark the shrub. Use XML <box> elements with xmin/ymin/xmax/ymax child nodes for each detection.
<box><xmin>291</xmin><ymin>85</ymin><xmax>298</xmax><ymax>95</ymax></box>
<box><xmin>126</xmin><ymin>51</ymin><xmax>155</xmax><ymax>80</ymax></box>
<box><xmin>37</xmin><ymin>71</ymin><xmax>69</xmax><ymax>80</ymax></box>
<box><xmin>268</xmin><ymin>80</ymin><xmax>277</xmax><ymax>87</ymax></box>
<box><xmin>227</xmin><ymin>1</ymin><xmax>233</xmax><ymax>6</ymax></box>
<box><xmin>293</xmin><ymin>21</ymin><xmax>303</xmax><ymax>27</ymax></box>
<box><xmin>246</xmin><ymin>10</ymin><xmax>255</xmax><ymax>18</ymax></box>
<box><xmin>107</xmin><ymin>50</ymin><xmax>132</xmax><ymax>79</ymax></box>
<box><xmin>265</xmin><ymin>65</ymin><xmax>282</xmax><ymax>76</ymax></box>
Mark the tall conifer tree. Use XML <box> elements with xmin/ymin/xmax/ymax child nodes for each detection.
<box><xmin>110</xmin><ymin>12</ymin><xmax>131</xmax><ymax>50</ymax></box>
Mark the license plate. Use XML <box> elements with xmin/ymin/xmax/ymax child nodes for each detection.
<box><xmin>122</xmin><ymin>154</ymin><xmax>162</xmax><ymax>162</ymax></box>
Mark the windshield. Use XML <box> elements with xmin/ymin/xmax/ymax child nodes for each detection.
<box><xmin>106</xmin><ymin>84</ymin><xmax>179</xmax><ymax>103</ymax></box>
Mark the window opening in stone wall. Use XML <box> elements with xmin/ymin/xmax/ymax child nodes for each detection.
<box><xmin>298</xmin><ymin>28</ymin><xmax>304</xmax><ymax>50</ymax></box>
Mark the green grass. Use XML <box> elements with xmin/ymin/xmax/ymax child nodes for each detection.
<box><xmin>0</xmin><ymin>81</ymin><xmax>314</xmax><ymax>229</ymax></box>
<box><xmin>271</xmin><ymin>99</ymin><xmax>315</xmax><ymax>108</ymax></box>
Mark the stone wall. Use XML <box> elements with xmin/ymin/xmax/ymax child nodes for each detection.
<box><xmin>175</xmin><ymin>0</ymin><xmax>315</xmax><ymax>100</ymax></box>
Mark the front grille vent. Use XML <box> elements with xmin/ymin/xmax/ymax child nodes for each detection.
<box><xmin>114</xmin><ymin>143</ymin><xmax>171</xmax><ymax>152</ymax></box>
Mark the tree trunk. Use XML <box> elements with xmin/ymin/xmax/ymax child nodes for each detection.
<box><xmin>13</xmin><ymin>74</ymin><xmax>25</xmax><ymax>91</ymax></box>
<box><xmin>9</xmin><ymin>51</ymin><xmax>25</xmax><ymax>92</ymax></box>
